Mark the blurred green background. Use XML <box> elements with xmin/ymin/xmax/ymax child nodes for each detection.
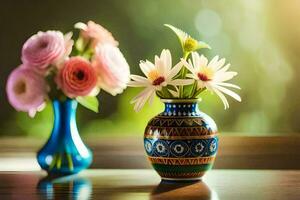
<box><xmin>1</xmin><ymin>0</ymin><xmax>299</xmax><ymax>138</ymax></box>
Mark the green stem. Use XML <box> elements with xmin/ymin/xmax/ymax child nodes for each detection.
<box><xmin>49</xmin><ymin>154</ymin><xmax>57</xmax><ymax>170</ymax></box>
<box><xmin>179</xmin><ymin>51</ymin><xmax>190</xmax><ymax>98</ymax></box>
<box><xmin>156</xmin><ymin>91</ymin><xmax>164</xmax><ymax>98</ymax></box>
<box><xmin>193</xmin><ymin>88</ymin><xmax>206</xmax><ymax>98</ymax></box>
<box><xmin>162</xmin><ymin>87</ymin><xmax>173</xmax><ymax>98</ymax></box>
<box><xmin>189</xmin><ymin>81</ymin><xmax>198</xmax><ymax>98</ymax></box>
<box><xmin>56</xmin><ymin>153</ymin><xmax>62</xmax><ymax>169</ymax></box>
<box><xmin>66</xmin><ymin>153</ymin><xmax>74</xmax><ymax>171</ymax></box>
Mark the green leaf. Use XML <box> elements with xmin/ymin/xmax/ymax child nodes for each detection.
<box><xmin>76</xmin><ymin>96</ymin><xmax>99</xmax><ymax>113</ymax></box>
<box><xmin>164</xmin><ymin>24</ymin><xmax>187</xmax><ymax>46</ymax></box>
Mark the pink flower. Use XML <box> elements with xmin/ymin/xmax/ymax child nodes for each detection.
<box><xmin>6</xmin><ymin>66</ymin><xmax>48</xmax><ymax>117</ymax></box>
<box><xmin>92</xmin><ymin>44</ymin><xmax>130</xmax><ymax>96</ymax></box>
<box><xmin>56</xmin><ymin>57</ymin><xmax>98</xmax><ymax>98</ymax></box>
<box><xmin>75</xmin><ymin>21</ymin><xmax>118</xmax><ymax>48</ymax></box>
<box><xmin>21</xmin><ymin>31</ymin><xmax>73</xmax><ymax>72</ymax></box>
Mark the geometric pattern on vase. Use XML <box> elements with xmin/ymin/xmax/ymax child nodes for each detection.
<box><xmin>145</xmin><ymin>125</ymin><xmax>215</xmax><ymax>137</ymax></box>
<box><xmin>144</xmin><ymin>138</ymin><xmax>218</xmax><ymax>158</ymax></box>
<box><xmin>148</xmin><ymin>156</ymin><xmax>215</xmax><ymax>165</ymax></box>
<box><xmin>157</xmin><ymin>171</ymin><xmax>206</xmax><ymax>179</ymax></box>
<box><xmin>144</xmin><ymin>99</ymin><xmax>218</xmax><ymax>181</ymax></box>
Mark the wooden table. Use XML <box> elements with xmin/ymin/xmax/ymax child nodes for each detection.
<box><xmin>1</xmin><ymin>169</ymin><xmax>300</xmax><ymax>200</ymax></box>
<box><xmin>1</xmin><ymin>136</ymin><xmax>300</xmax><ymax>199</ymax></box>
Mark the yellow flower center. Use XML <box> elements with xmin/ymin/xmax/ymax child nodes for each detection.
<box><xmin>197</xmin><ymin>67</ymin><xmax>214</xmax><ymax>81</ymax></box>
<box><xmin>148</xmin><ymin>70</ymin><xmax>160</xmax><ymax>81</ymax></box>
<box><xmin>184</xmin><ymin>37</ymin><xmax>198</xmax><ymax>52</ymax></box>
<box><xmin>148</xmin><ymin>70</ymin><xmax>165</xmax><ymax>86</ymax></box>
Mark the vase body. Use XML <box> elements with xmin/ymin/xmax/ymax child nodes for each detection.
<box><xmin>144</xmin><ymin>99</ymin><xmax>218</xmax><ymax>181</ymax></box>
<box><xmin>37</xmin><ymin>99</ymin><xmax>92</xmax><ymax>175</ymax></box>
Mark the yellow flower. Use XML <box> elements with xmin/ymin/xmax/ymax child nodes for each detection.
<box><xmin>164</xmin><ymin>24</ymin><xmax>211</xmax><ymax>53</ymax></box>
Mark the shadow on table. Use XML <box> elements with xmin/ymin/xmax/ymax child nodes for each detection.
<box><xmin>150</xmin><ymin>180</ymin><xmax>218</xmax><ymax>200</ymax></box>
<box><xmin>37</xmin><ymin>175</ymin><xmax>92</xmax><ymax>200</ymax></box>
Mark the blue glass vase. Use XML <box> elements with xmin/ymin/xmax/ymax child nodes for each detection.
<box><xmin>37</xmin><ymin>99</ymin><xmax>93</xmax><ymax>175</ymax></box>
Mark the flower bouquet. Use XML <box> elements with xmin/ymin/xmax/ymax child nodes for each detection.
<box><xmin>6</xmin><ymin>21</ymin><xmax>130</xmax><ymax>175</ymax></box>
<box><xmin>128</xmin><ymin>24</ymin><xmax>241</xmax><ymax>181</ymax></box>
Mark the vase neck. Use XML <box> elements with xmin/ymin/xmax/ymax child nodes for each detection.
<box><xmin>162</xmin><ymin>99</ymin><xmax>200</xmax><ymax>116</ymax></box>
<box><xmin>52</xmin><ymin>99</ymin><xmax>78</xmax><ymax>138</ymax></box>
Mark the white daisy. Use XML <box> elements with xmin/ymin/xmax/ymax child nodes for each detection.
<box><xmin>128</xmin><ymin>49</ymin><xmax>192</xmax><ymax>112</ymax></box>
<box><xmin>182</xmin><ymin>52</ymin><xmax>241</xmax><ymax>109</ymax></box>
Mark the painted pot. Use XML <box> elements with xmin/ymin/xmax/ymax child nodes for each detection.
<box><xmin>144</xmin><ymin>99</ymin><xmax>218</xmax><ymax>181</ymax></box>
<box><xmin>37</xmin><ymin>99</ymin><xmax>93</xmax><ymax>175</ymax></box>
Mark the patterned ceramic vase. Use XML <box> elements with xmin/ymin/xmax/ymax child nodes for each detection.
<box><xmin>144</xmin><ymin>99</ymin><xmax>218</xmax><ymax>181</ymax></box>
<box><xmin>37</xmin><ymin>99</ymin><xmax>93</xmax><ymax>175</ymax></box>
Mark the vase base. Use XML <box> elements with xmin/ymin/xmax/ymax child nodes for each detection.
<box><xmin>161</xmin><ymin>177</ymin><xmax>202</xmax><ymax>182</ymax></box>
<box><xmin>46</xmin><ymin>171</ymin><xmax>80</xmax><ymax>177</ymax></box>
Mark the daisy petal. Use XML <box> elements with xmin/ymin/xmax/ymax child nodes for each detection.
<box><xmin>199</xmin><ymin>54</ymin><xmax>208</xmax><ymax>68</ymax></box>
<box><xmin>212</xmin><ymin>87</ymin><xmax>229</xmax><ymax>109</ymax></box>
<box><xmin>214</xmin><ymin>71</ymin><xmax>237</xmax><ymax>82</ymax></box>
<box><xmin>139</xmin><ymin>61</ymin><xmax>154</xmax><ymax>77</ymax></box>
<box><xmin>186</xmin><ymin>74</ymin><xmax>197</xmax><ymax>79</ymax></box>
<box><xmin>215</xmin><ymin>82</ymin><xmax>241</xmax><ymax>89</ymax></box>
<box><xmin>131</xmin><ymin>87</ymin><xmax>153</xmax><ymax>103</ymax></box>
<box><xmin>148</xmin><ymin>90</ymin><xmax>156</xmax><ymax>105</ymax></box>
<box><xmin>132</xmin><ymin>88</ymin><xmax>155</xmax><ymax>112</ymax></box>
<box><xmin>213</xmin><ymin>58</ymin><xmax>226</xmax><ymax>71</ymax></box>
<box><xmin>197</xmin><ymin>80</ymin><xmax>205</xmax><ymax>89</ymax></box>
<box><xmin>127</xmin><ymin>81</ymin><xmax>148</xmax><ymax>87</ymax></box>
<box><xmin>155</xmin><ymin>56</ymin><xmax>166</xmax><ymax>76</ymax></box>
<box><xmin>217</xmin><ymin>63</ymin><xmax>231</xmax><ymax>73</ymax></box>
<box><xmin>208</xmin><ymin>55</ymin><xmax>219</xmax><ymax>67</ymax></box>
<box><xmin>181</xmin><ymin>59</ymin><xmax>196</xmax><ymax>74</ymax></box>
<box><xmin>167</xmin><ymin>61</ymin><xmax>183</xmax><ymax>79</ymax></box>
<box><xmin>214</xmin><ymin>85</ymin><xmax>242</xmax><ymax>102</ymax></box>
<box><xmin>191</xmin><ymin>52</ymin><xmax>200</xmax><ymax>69</ymax></box>
<box><xmin>130</xmin><ymin>75</ymin><xmax>149</xmax><ymax>83</ymax></box>
<box><xmin>161</xmin><ymin>49</ymin><xmax>172</xmax><ymax>72</ymax></box>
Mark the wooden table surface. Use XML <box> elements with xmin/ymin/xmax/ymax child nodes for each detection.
<box><xmin>1</xmin><ymin>136</ymin><xmax>300</xmax><ymax>199</ymax></box>
<box><xmin>1</xmin><ymin>169</ymin><xmax>300</xmax><ymax>200</ymax></box>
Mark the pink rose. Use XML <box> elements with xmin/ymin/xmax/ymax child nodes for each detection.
<box><xmin>56</xmin><ymin>57</ymin><xmax>97</xmax><ymax>98</ymax></box>
<box><xmin>21</xmin><ymin>31</ymin><xmax>73</xmax><ymax>72</ymax></box>
<box><xmin>75</xmin><ymin>21</ymin><xmax>118</xmax><ymax>48</ymax></box>
<box><xmin>6</xmin><ymin>66</ymin><xmax>48</xmax><ymax>117</ymax></box>
<box><xmin>92</xmin><ymin>44</ymin><xmax>130</xmax><ymax>96</ymax></box>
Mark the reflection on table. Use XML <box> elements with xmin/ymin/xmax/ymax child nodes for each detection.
<box><xmin>37</xmin><ymin>175</ymin><xmax>92</xmax><ymax>200</ymax></box>
<box><xmin>1</xmin><ymin>169</ymin><xmax>300</xmax><ymax>200</ymax></box>
<box><xmin>36</xmin><ymin>174</ymin><xmax>218</xmax><ymax>200</ymax></box>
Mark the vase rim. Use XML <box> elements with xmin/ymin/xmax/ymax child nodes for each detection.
<box><xmin>53</xmin><ymin>98</ymin><xmax>75</xmax><ymax>102</ymax></box>
<box><xmin>160</xmin><ymin>98</ymin><xmax>200</xmax><ymax>103</ymax></box>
